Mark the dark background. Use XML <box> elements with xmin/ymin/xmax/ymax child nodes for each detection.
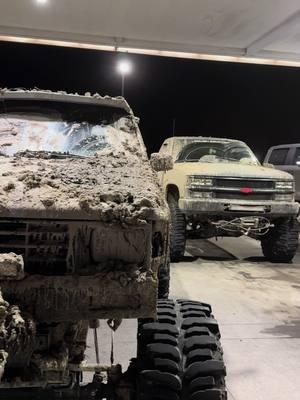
<box><xmin>1</xmin><ymin>41</ymin><xmax>300</xmax><ymax>160</ymax></box>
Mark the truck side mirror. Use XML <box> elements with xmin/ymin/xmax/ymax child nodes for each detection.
<box><xmin>150</xmin><ymin>153</ymin><xmax>174</xmax><ymax>172</ymax></box>
<box><xmin>263</xmin><ymin>162</ymin><xmax>274</xmax><ymax>169</ymax></box>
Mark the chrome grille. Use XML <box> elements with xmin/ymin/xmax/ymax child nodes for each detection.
<box><xmin>215</xmin><ymin>178</ymin><xmax>274</xmax><ymax>190</ymax></box>
<box><xmin>0</xmin><ymin>221</ymin><xmax>69</xmax><ymax>274</ymax></box>
<box><xmin>215</xmin><ymin>192</ymin><xmax>273</xmax><ymax>201</ymax></box>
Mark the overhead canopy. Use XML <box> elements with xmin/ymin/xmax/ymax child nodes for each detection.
<box><xmin>1</xmin><ymin>0</ymin><xmax>300</xmax><ymax>67</ymax></box>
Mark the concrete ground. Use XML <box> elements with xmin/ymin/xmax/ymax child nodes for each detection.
<box><xmin>86</xmin><ymin>236</ymin><xmax>300</xmax><ymax>399</ymax></box>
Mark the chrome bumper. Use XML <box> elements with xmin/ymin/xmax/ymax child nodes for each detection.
<box><xmin>179</xmin><ymin>198</ymin><xmax>299</xmax><ymax>217</ymax></box>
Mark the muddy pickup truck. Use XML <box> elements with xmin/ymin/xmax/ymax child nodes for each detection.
<box><xmin>157</xmin><ymin>136</ymin><xmax>299</xmax><ymax>262</ymax></box>
<box><xmin>0</xmin><ymin>90</ymin><xmax>226</xmax><ymax>400</ymax></box>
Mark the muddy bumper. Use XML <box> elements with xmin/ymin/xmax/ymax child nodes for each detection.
<box><xmin>2</xmin><ymin>271</ymin><xmax>158</xmax><ymax>321</ymax></box>
<box><xmin>179</xmin><ymin>198</ymin><xmax>299</xmax><ymax>217</ymax></box>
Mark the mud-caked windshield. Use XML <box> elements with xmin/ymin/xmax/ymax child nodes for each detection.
<box><xmin>176</xmin><ymin>141</ymin><xmax>258</xmax><ymax>165</ymax></box>
<box><xmin>0</xmin><ymin>100</ymin><xmax>138</xmax><ymax>156</ymax></box>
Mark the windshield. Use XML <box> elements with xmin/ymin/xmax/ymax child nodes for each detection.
<box><xmin>176</xmin><ymin>141</ymin><xmax>258</xmax><ymax>165</ymax></box>
<box><xmin>0</xmin><ymin>100</ymin><xmax>136</xmax><ymax>157</ymax></box>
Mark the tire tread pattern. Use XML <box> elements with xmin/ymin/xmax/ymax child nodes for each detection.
<box><xmin>261</xmin><ymin>217</ymin><xmax>299</xmax><ymax>263</ymax></box>
<box><xmin>168</xmin><ymin>195</ymin><xmax>186</xmax><ymax>262</ymax></box>
<box><xmin>137</xmin><ymin>299</ymin><xmax>227</xmax><ymax>400</ymax></box>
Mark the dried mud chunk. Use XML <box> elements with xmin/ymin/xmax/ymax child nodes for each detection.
<box><xmin>136</xmin><ymin>197</ymin><xmax>153</xmax><ymax>208</ymax></box>
<box><xmin>44</xmin><ymin>179</ymin><xmax>60</xmax><ymax>189</ymax></box>
<box><xmin>100</xmin><ymin>193</ymin><xmax>124</xmax><ymax>204</ymax></box>
<box><xmin>137</xmin><ymin>206</ymin><xmax>152</xmax><ymax>218</ymax></box>
<box><xmin>0</xmin><ymin>253</ymin><xmax>24</xmax><ymax>280</ymax></box>
<box><xmin>0</xmin><ymin>147</ymin><xmax>166</xmax><ymax>224</ymax></box>
<box><xmin>79</xmin><ymin>196</ymin><xmax>93</xmax><ymax>211</ymax></box>
<box><xmin>41</xmin><ymin>198</ymin><xmax>55</xmax><ymax>208</ymax></box>
<box><xmin>0</xmin><ymin>350</ymin><xmax>8</xmax><ymax>381</ymax></box>
<box><xmin>119</xmin><ymin>273</ymin><xmax>131</xmax><ymax>287</ymax></box>
<box><xmin>22</xmin><ymin>173</ymin><xmax>42</xmax><ymax>189</ymax></box>
<box><xmin>101</xmin><ymin>207</ymin><xmax>116</xmax><ymax>221</ymax></box>
<box><xmin>0</xmin><ymin>291</ymin><xmax>9</xmax><ymax>320</ymax></box>
<box><xmin>150</xmin><ymin>152</ymin><xmax>174</xmax><ymax>171</ymax></box>
<box><xmin>3</xmin><ymin>182</ymin><xmax>15</xmax><ymax>191</ymax></box>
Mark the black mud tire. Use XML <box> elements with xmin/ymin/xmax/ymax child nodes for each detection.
<box><xmin>168</xmin><ymin>195</ymin><xmax>186</xmax><ymax>262</ymax></box>
<box><xmin>136</xmin><ymin>299</ymin><xmax>227</xmax><ymax>400</ymax></box>
<box><xmin>261</xmin><ymin>217</ymin><xmax>299</xmax><ymax>263</ymax></box>
<box><xmin>158</xmin><ymin>260</ymin><xmax>170</xmax><ymax>299</ymax></box>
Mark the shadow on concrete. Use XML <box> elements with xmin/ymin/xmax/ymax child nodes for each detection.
<box><xmin>186</xmin><ymin>239</ymin><xmax>237</xmax><ymax>261</ymax></box>
<box><xmin>181</xmin><ymin>255</ymin><xmax>198</xmax><ymax>262</ymax></box>
<box><xmin>243</xmin><ymin>256</ymin><xmax>266</xmax><ymax>263</ymax></box>
<box><xmin>261</xmin><ymin>320</ymin><xmax>300</xmax><ymax>338</ymax></box>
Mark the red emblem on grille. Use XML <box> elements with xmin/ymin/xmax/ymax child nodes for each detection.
<box><xmin>240</xmin><ymin>187</ymin><xmax>253</xmax><ymax>194</ymax></box>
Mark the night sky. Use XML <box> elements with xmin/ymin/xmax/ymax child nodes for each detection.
<box><xmin>1</xmin><ymin>41</ymin><xmax>300</xmax><ymax>160</ymax></box>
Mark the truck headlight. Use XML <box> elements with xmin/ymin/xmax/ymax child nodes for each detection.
<box><xmin>275</xmin><ymin>181</ymin><xmax>294</xmax><ymax>190</ymax></box>
<box><xmin>275</xmin><ymin>193</ymin><xmax>294</xmax><ymax>201</ymax></box>
<box><xmin>190</xmin><ymin>191</ymin><xmax>213</xmax><ymax>198</ymax></box>
<box><xmin>188</xmin><ymin>176</ymin><xmax>213</xmax><ymax>189</ymax></box>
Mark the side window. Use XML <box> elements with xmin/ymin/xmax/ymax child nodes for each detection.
<box><xmin>268</xmin><ymin>148</ymin><xmax>289</xmax><ymax>165</ymax></box>
<box><xmin>292</xmin><ymin>148</ymin><xmax>300</xmax><ymax>166</ymax></box>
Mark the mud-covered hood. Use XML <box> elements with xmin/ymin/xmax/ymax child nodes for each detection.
<box><xmin>174</xmin><ymin>162</ymin><xmax>294</xmax><ymax>180</ymax></box>
<box><xmin>0</xmin><ymin>152</ymin><xmax>167</xmax><ymax>222</ymax></box>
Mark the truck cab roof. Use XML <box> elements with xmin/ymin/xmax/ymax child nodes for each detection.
<box><xmin>160</xmin><ymin>136</ymin><xmax>246</xmax><ymax>159</ymax></box>
<box><xmin>0</xmin><ymin>88</ymin><xmax>134</xmax><ymax>116</ymax></box>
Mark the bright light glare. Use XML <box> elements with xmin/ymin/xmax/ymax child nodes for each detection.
<box><xmin>117</xmin><ymin>60</ymin><xmax>132</xmax><ymax>75</ymax></box>
<box><xmin>36</xmin><ymin>0</ymin><xmax>48</xmax><ymax>5</ymax></box>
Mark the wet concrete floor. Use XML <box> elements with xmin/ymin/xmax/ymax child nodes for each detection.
<box><xmin>86</xmin><ymin>236</ymin><xmax>300</xmax><ymax>399</ymax></box>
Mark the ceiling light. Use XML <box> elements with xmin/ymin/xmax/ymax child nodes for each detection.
<box><xmin>117</xmin><ymin>60</ymin><xmax>132</xmax><ymax>75</ymax></box>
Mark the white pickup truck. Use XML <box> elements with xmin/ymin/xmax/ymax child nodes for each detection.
<box><xmin>156</xmin><ymin>136</ymin><xmax>299</xmax><ymax>263</ymax></box>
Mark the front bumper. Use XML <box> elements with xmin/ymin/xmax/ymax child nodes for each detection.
<box><xmin>0</xmin><ymin>217</ymin><xmax>168</xmax><ymax>320</ymax></box>
<box><xmin>2</xmin><ymin>270</ymin><xmax>158</xmax><ymax>321</ymax></box>
<box><xmin>179</xmin><ymin>198</ymin><xmax>299</xmax><ymax>217</ymax></box>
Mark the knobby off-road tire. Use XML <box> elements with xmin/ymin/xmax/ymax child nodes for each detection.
<box><xmin>168</xmin><ymin>195</ymin><xmax>186</xmax><ymax>262</ymax></box>
<box><xmin>261</xmin><ymin>217</ymin><xmax>299</xmax><ymax>263</ymax></box>
<box><xmin>137</xmin><ymin>299</ymin><xmax>227</xmax><ymax>400</ymax></box>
